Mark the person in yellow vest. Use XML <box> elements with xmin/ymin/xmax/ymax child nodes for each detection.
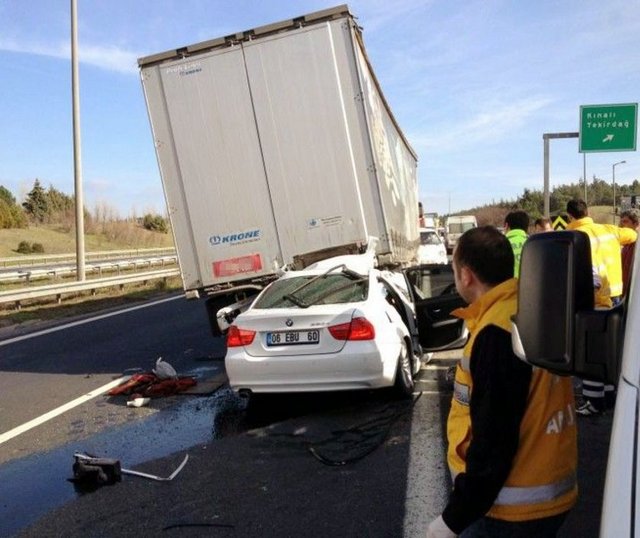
<box><xmin>566</xmin><ymin>199</ymin><xmax>637</xmax><ymax>416</ymax></box>
<box><xmin>427</xmin><ymin>226</ymin><xmax>577</xmax><ymax>538</ymax></box>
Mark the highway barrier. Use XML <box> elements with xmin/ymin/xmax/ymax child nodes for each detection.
<box><xmin>0</xmin><ymin>268</ymin><xmax>181</xmax><ymax>310</ymax></box>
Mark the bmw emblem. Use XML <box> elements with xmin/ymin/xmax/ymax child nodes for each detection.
<box><xmin>285</xmin><ymin>319</ymin><xmax>294</xmax><ymax>327</ymax></box>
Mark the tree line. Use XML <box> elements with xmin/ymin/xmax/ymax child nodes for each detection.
<box><xmin>454</xmin><ymin>177</ymin><xmax>640</xmax><ymax>226</ymax></box>
<box><xmin>0</xmin><ymin>179</ymin><xmax>168</xmax><ymax>233</ymax></box>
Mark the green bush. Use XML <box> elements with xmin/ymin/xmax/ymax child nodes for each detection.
<box><xmin>15</xmin><ymin>241</ymin><xmax>45</xmax><ymax>254</ymax></box>
<box><xmin>142</xmin><ymin>213</ymin><xmax>169</xmax><ymax>234</ymax></box>
<box><xmin>17</xmin><ymin>241</ymin><xmax>32</xmax><ymax>254</ymax></box>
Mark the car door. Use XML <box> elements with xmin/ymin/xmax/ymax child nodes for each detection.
<box><xmin>403</xmin><ymin>264</ymin><xmax>468</xmax><ymax>351</ymax></box>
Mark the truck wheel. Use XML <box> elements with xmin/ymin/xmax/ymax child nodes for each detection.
<box><xmin>394</xmin><ymin>340</ymin><xmax>415</xmax><ymax>398</ymax></box>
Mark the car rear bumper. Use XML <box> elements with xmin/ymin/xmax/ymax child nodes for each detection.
<box><xmin>225</xmin><ymin>345</ymin><xmax>397</xmax><ymax>393</ymax></box>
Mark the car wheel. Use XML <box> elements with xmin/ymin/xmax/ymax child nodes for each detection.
<box><xmin>394</xmin><ymin>339</ymin><xmax>415</xmax><ymax>398</ymax></box>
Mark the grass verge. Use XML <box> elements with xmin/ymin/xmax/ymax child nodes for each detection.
<box><xmin>0</xmin><ymin>277</ymin><xmax>183</xmax><ymax>331</ymax></box>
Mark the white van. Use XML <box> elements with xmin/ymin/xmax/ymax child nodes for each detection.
<box><xmin>445</xmin><ymin>215</ymin><xmax>477</xmax><ymax>253</ymax></box>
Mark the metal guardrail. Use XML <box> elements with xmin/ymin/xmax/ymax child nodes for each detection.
<box><xmin>0</xmin><ymin>268</ymin><xmax>181</xmax><ymax>309</ymax></box>
<box><xmin>0</xmin><ymin>255</ymin><xmax>178</xmax><ymax>284</ymax></box>
<box><xmin>0</xmin><ymin>247</ymin><xmax>176</xmax><ymax>268</ymax></box>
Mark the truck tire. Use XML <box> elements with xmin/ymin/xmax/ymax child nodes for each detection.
<box><xmin>394</xmin><ymin>340</ymin><xmax>415</xmax><ymax>398</ymax></box>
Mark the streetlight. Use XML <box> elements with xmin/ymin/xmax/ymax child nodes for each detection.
<box><xmin>71</xmin><ymin>0</ymin><xmax>86</xmax><ymax>280</ymax></box>
<box><xmin>612</xmin><ymin>160</ymin><xmax>626</xmax><ymax>223</ymax></box>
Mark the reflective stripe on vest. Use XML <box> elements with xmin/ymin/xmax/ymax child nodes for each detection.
<box><xmin>453</xmin><ymin>380</ymin><xmax>471</xmax><ymax>406</ymax></box>
<box><xmin>494</xmin><ymin>474</ymin><xmax>576</xmax><ymax>506</ymax></box>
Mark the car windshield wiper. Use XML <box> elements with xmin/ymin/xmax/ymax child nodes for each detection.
<box><xmin>302</xmin><ymin>279</ymin><xmax>367</xmax><ymax>307</ymax></box>
<box><xmin>282</xmin><ymin>293</ymin><xmax>308</xmax><ymax>308</ymax></box>
<box><xmin>279</xmin><ymin>265</ymin><xmax>367</xmax><ymax>308</ymax></box>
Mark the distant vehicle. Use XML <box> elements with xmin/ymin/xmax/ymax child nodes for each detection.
<box><xmin>417</xmin><ymin>228</ymin><xmax>448</xmax><ymax>265</ymax></box>
<box><xmin>422</xmin><ymin>212</ymin><xmax>439</xmax><ymax>229</ymax></box>
<box><xmin>445</xmin><ymin>215</ymin><xmax>478</xmax><ymax>253</ymax></box>
<box><xmin>225</xmin><ymin>250</ymin><xmax>467</xmax><ymax>397</ymax></box>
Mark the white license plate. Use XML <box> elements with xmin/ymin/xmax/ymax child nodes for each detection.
<box><xmin>266</xmin><ymin>329</ymin><xmax>320</xmax><ymax>346</ymax></box>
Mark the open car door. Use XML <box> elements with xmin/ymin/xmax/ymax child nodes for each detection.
<box><xmin>403</xmin><ymin>264</ymin><xmax>468</xmax><ymax>351</ymax></box>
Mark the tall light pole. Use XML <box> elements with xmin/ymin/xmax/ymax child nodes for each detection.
<box><xmin>612</xmin><ymin>160</ymin><xmax>626</xmax><ymax>224</ymax></box>
<box><xmin>71</xmin><ymin>0</ymin><xmax>86</xmax><ymax>280</ymax></box>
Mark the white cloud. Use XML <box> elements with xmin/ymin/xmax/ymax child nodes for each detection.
<box><xmin>354</xmin><ymin>0</ymin><xmax>432</xmax><ymax>32</ymax></box>
<box><xmin>0</xmin><ymin>38</ymin><xmax>139</xmax><ymax>75</ymax></box>
<box><xmin>411</xmin><ymin>96</ymin><xmax>554</xmax><ymax>152</ymax></box>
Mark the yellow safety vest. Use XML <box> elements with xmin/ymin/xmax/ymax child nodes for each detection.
<box><xmin>448</xmin><ymin>278</ymin><xmax>577</xmax><ymax>521</ymax></box>
<box><xmin>567</xmin><ymin>217</ymin><xmax>637</xmax><ymax>304</ymax></box>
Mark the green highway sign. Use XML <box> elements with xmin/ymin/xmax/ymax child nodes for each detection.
<box><xmin>579</xmin><ymin>103</ymin><xmax>637</xmax><ymax>153</ymax></box>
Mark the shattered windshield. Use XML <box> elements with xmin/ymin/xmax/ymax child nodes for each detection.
<box><xmin>254</xmin><ymin>274</ymin><xmax>369</xmax><ymax>309</ymax></box>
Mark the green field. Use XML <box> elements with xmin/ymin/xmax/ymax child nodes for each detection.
<box><xmin>0</xmin><ymin>223</ymin><xmax>180</xmax><ymax>330</ymax></box>
<box><xmin>0</xmin><ymin>222</ymin><xmax>174</xmax><ymax>258</ymax></box>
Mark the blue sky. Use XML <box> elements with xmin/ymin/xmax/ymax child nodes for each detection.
<box><xmin>1</xmin><ymin>0</ymin><xmax>638</xmax><ymax>217</ymax></box>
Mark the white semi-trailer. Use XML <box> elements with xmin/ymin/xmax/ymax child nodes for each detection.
<box><xmin>138</xmin><ymin>5</ymin><xmax>419</xmax><ymax>334</ymax></box>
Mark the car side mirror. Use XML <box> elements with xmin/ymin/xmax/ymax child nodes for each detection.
<box><xmin>511</xmin><ymin>231</ymin><xmax>623</xmax><ymax>385</ymax></box>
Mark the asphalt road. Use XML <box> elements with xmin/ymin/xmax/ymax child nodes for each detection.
<box><xmin>0</xmin><ymin>296</ymin><xmax>611</xmax><ymax>537</ymax></box>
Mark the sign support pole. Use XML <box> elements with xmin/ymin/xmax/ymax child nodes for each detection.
<box><xmin>542</xmin><ymin>132</ymin><xmax>578</xmax><ymax>219</ymax></box>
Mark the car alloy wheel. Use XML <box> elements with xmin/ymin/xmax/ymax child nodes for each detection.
<box><xmin>394</xmin><ymin>339</ymin><xmax>415</xmax><ymax>398</ymax></box>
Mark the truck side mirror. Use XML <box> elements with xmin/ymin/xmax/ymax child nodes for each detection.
<box><xmin>511</xmin><ymin>231</ymin><xmax>623</xmax><ymax>385</ymax></box>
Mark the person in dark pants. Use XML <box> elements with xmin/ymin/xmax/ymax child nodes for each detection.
<box><xmin>426</xmin><ymin>226</ymin><xmax>577</xmax><ymax>538</ymax></box>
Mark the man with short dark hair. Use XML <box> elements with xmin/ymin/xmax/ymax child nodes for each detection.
<box><xmin>620</xmin><ymin>208</ymin><xmax>639</xmax><ymax>296</ymax></box>
<box><xmin>533</xmin><ymin>217</ymin><xmax>552</xmax><ymax>233</ymax></box>
<box><xmin>566</xmin><ymin>199</ymin><xmax>637</xmax><ymax>416</ymax></box>
<box><xmin>503</xmin><ymin>210</ymin><xmax>529</xmax><ymax>276</ymax></box>
<box><xmin>426</xmin><ymin>226</ymin><xmax>577</xmax><ymax>538</ymax></box>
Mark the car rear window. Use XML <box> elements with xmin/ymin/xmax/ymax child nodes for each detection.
<box><xmin>420</xmin><ymin>231</ymin><xmax>441</xmax><ymax>245</ymax></box>
<box><xmin>254</xmin><ymin>274</ymin><xmax>369</xmax><ymax>309</ymax></box>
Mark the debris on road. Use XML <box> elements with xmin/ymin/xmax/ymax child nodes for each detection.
<box><xmin>108</xmin><ymin>358</ymin><xmax>197</xmax><ymax>401</ymax></box>
<box><xmin>71</xmin><ymin>452</ymin><xmax>189</xmax><ymax>486</ymax></box>
<box><xmin>152</xmin><ymin>356</ymin><xmax>178</xmax><ymax>379</ymax></box>
<box><xmin>70</xmin><ymin>454</ymin><xmax>122</xmax><ymax>488</ymax></box>
<box><xmin>126</xmin><ymin>394</ymin><xmax>151</xmax><ymax>407</ymax></box>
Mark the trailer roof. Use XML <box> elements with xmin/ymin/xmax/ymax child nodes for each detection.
<box><xmin>137</xmin><ymin>4</ymin><xmax>352</xmax><ymax>67</ymax></box>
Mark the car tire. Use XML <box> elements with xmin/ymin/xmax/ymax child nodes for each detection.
<box><xmin>394</xmin><ymin>339</ymin><xmax>415</xmax><ymax>398</ymax></box>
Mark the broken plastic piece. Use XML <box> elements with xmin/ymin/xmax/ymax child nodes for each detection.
<box><xmin>153</xmin><ymin>357</ymin><xmax>178</xmax><ymax>380</ymax></box>
<box><xmin>126</xmin><ymin>396</ymin><xmax>151</xmax><ymax>407</ymax></box>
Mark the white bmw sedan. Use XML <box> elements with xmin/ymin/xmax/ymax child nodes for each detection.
<box><xmin>225</xmin><ymin>256</ymin><xmax>423</xmax><ymax>397</ymax></box>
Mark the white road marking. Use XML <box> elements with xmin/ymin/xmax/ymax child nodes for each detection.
<box><xmin>403</xmin><ymin>389</ymin><xmax>450</xmax><ymax>537</ymax></box>
<box><xmin>0</xmin><ymin>294</ymin><xmax>182</xmax><ymax>443</ymax></box>
<box><xmin>0</xmin><ymin>295</ymin><xmax>181</xmax><ymax>347</ymax></box>
<box><xmin>0</xmin><ymin>376</ymin><xmax>129</xmax><ymax>445</ymax></box>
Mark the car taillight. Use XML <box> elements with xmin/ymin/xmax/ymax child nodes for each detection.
<box><xmin>227</xmin><ymin>326</ymin><xmax>256</xmax><ymax>347</ymax></box>
<box><xmin>328</xmin><ymin>317</ymin><xmax>375</xmax><ymax>341</ymax></box>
